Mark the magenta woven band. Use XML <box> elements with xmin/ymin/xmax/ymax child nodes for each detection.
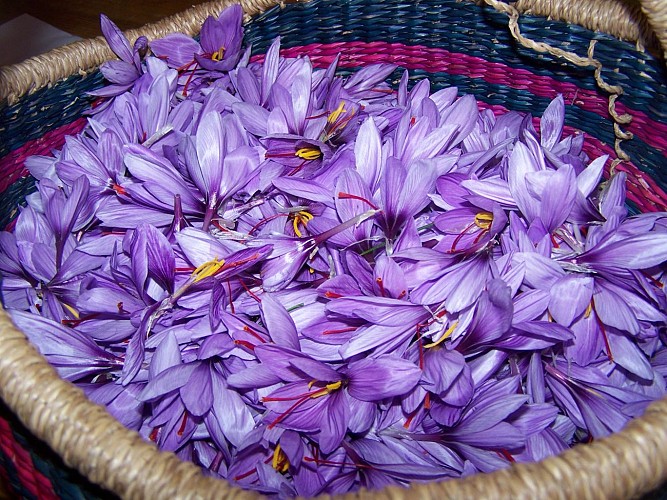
<box><xmin>0</xmin><ymin>118</ymin><xmax>88</xmax><ymax>193</ymax></box>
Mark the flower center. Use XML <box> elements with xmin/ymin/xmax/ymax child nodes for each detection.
<box><xmin>423</xmin><ymin>320</ymin><xmax>458</xmax><ymax>348</ymax></box>
<box><xmin>292</xmin><ymin>210</ymin><xmax>314</xmax><ymax>237</ymax></box>
<box><xmin>320</xmin><ymin>101</ymin><xmax>358</xmax><ymax>142</ymax></box>
<box><xmin>474</xmin><ymin>211</ymin><xmax>493</xmax><ymax>230</ymax></box>
<box><xmin>272</xmin><ymin>444</ymin><xmax>290</xmax><ymax>473</ymax></box>
<box><xmin>295</xmin><ymin>146</ymin><xmax>322</xmax><ymax>161</ymax></box>
<box><xmin>263</xmin><ymin>380</ymin><xmax>343</xmax><ymax>429</ymax></box>
<box><xmin>192</xmin><ymin>257</ymin><xmax>225</xmax><ymax>283</ymax></box>
<box><xmin>211</xmin><ymin>47</ymin><xmax>226</xmax><ymax>61</ymax></box>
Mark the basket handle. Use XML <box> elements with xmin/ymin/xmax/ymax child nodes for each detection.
<box><xmin>640</xmin><ymin>0</ymin><xmax>667</xmax><ymax>56</ymax></box>
<box><xmin>515</xmin><ymin>0</ymin><xmax>666</xmax><ymax>56</ymax></box>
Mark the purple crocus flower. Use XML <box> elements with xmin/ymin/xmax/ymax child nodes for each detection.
<box><xmin>93</xmin><ymin>15</ymin><xmax>148</xmax><ymax>97</ymax></box>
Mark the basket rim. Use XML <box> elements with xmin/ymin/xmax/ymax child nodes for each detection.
<box><xmin>1</xmin><ymin>0</ymin><xmax>667</xmax><ymax>498</ymax></box>
<box><xmin>0</xmin><ymin>0</ymin><xmax>665</xmax><ymax>105</ymax></box>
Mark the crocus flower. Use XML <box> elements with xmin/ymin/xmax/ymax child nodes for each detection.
<box><xmin>93</xmin><ymin>14</ymin><xmax>148</xmax><ymax>97</ymax></box>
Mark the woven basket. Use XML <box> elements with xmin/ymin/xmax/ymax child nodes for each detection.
<box><xmin>1</xmin><ymin>0</ymin><xmax>667</xmax><ymax>498</ymax></box>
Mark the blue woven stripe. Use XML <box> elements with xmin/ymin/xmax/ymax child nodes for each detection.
<box><xmin>2</xmin><ymin>0</ymin><xmax>665</xmax><ymax>159</ymax></box>
<box><xmin>0</xmin><ymin>176</ymin><xmax>35</xmax><ymax>228</ymax></box>
<box><xmin>244</xmin><ymin>0</ymin><xmax>667</xmax><ymax>121</ymax></box>
<box><xmin>0</xmin><ymin>72</ymin><xmax>103</xmax><ymax>158</ymax></box>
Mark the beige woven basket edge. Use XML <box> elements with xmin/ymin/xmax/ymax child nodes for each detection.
<box><xmin>1</xmin><ymin>0</ymin><xmax>667</xmax><ymax>498</ymax></box>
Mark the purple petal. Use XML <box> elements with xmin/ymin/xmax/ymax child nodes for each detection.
<box><xmin>140</xmin><ymin>362</ymin><xmax>198</xmax><ymax>401</ymax></box>
<box><xmin>607</xmin><ymin>328</ymin><xmax>653</xmax><ymax>380</ymax></box>
<box><xmin>150</xmin><ymin>33</ymin><xmax>201</xmax><ymax>67</ymax></box>
<box><xmin>540</xmin><ymin>164</ymin><xmax>576</xmax><ymax>232</ymax></box>
<box><xmin>180</xmin><ymin>363</ymin><xmax>213</xmax><ymax>417</ymax></box>
<box><xmin>355</xmin><ymin>118</ymin><xmax>382</xmax><ymax>189</ymax></box>
<box><xmin>260</xmin><ymin>293</ymin><xmax>300</xmax><ymax>350</ymax></box>
<box><xmin>578</xmin><ymin>232</ymin><xmax>667</xmax><ymax>270</ymax></box>
<box><xmin>540</xmin><ymin>95</ymin><xmax>564</xmax><ymax>150</ymax></box>
<box><xmin>347</xmin><ymin>355</ymin><xmax>421</xmax><ymax>401</ymax></box>
<box><xmin>100</xmin><ymin>14</ymin><xmax>133</xmax><ymax>62</ymax></box>
<box><xmin>548</xmin><ymin>275</ymin><xmax>594</xmax><ymax>326</ymax></box>
<box><xmin>210</xmin><ymin>370</ymin><xmax>256</xmax><ymax>447</ymax></box>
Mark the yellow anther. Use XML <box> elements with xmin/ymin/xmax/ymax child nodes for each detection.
<box><xmin>211</xmin><ymin>47</ymin><xmax>225</xmax><ymax>61</ymax></box>
<box><xmin>272</xmin><ymin>444</ymin><xmax>290</xmax><ymax>473</ymax></box>
<box><xmin>63</xmin><ymin>303</ymin><xmax>80</xmax><ymax>319</ymax></box>
<box><xmin>192</xmin><ymin>258</ymin><xmax>225</xmax><ymax>283</ymax></box>
<box><xmin>295</xmin><ymin>146</ymin><xmax>322</xmax><ymax>161</ymax></box>
<box><xmin>310</xmin><ymin>380</ymin><xmax>343</xmax><ymax>399</ymax></box>
<box><xmin>585</xmin><ymin>302</ymin><xmax>593</xmax><ymax>318</ymax></box>
<box><xmin>328</xmin><ymin>101</ymin><xmax>347</xmax><ymax>124</ymax></box>
<box><xmin>292</xmin><ymin>211</ymin><xmax>314</xmax><ymax>238</ymax></box>
<box><xmin>474</xmin><ymin>211</ymin><xmax>493</xmax><ymax>230</ymax></box>
<box><xmin>424</xmin><ymin>321</ymin><xmax>458</xmax><ymax>349</ymax></box>
<box><xmin>325</xmin><ymin>380</ymin><xmax>342</xmax><ymax>392</ymax></box>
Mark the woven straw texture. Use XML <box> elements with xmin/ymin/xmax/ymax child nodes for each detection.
<box><xmin>1</xmin><ymin>0</ymin><xmax>667</xmax><ymax>498</ymax></box>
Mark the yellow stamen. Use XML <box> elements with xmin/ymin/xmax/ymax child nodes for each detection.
<box><xmin>292</xmin><ymin>210</ymin><xmax>314</xmax><ymax>237</ymax></box>
<box><xmin>424</xmin><ymin>321</ymin><xmax>458</xmax><ymax>349</ymax></box>
<box><xmin>211</xmin><ymin>47</ymin><xmax>225</xmax><ymax>61</ymax></box>
<box><xmin>272</xmin><ymin>444</ymin><xmax>290</xmax><ymax>473</ymax></box>
<box><xmin>585</xmin><ymin>302</ymin><xmax>593</xmax><ymax>318</ymax></box>
<box><xmin>295</xmin><ymin>146</ymin><xmax>322</xmax><ymax>161</ymax></box>
<box><xmin>192</xmin><ymin>258</ymin><xmax>225</xmax><ymax>283</ymax></box>
<box><xmin>474</xmin><ymin>211</ymin><xmax>493</xmax><ymax>230</ymax></box>
<box><xmin>63</xmin><ymin>303</ymin><xmax>80</xmax><ymax>319</ymax></box>
<box><xmin>328</xmin><ymin>101</ymin><xmax>347</xmax><ymax>124</ymax></box>
<box><xmin>310</xmin><ymin>380</ymin><xmax>342</xmax><ymax>399</ymax></box>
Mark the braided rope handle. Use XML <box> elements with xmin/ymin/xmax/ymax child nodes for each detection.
<box><xmin>515</xmin><ymin>0</ymin><xmax>665</xmax><ymax>54</ymax></box>
<box><xmin>641</xmin><ymin>0</ymin><xmax>667</xmax><ymax>57</ymax></box>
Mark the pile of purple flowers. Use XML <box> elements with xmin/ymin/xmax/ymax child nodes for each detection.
<box><xmin>2</xmin><ymin>5</ymin><xmax>667</xmax><ymax>496</ymax></box>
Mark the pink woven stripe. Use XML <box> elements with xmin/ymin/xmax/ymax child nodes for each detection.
<box><xmin>275</xmin><ymin>42</ymin><xmax>667</xmax><ymax>156</ymax></box>
<box><xmin>0</xmin><ymin>416</ymin><xmax>58</xmax><ymax>500</ymax></box>
<box><xmin>0</xmin><ymin>118</ymin><xmax>88</xmax><ymax>194</ymax></box>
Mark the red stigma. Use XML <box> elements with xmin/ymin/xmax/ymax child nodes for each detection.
<box><xmin>239</xmin><ymin>279</ymin><xmax>262</xmax><ymax>302</ymax></box>
<box><xmin>242</xmin><ymin>325</ymin><xmax>267</xmax><ymax>343</ymax></box>
<box><xmin>498</xmin><ymin>449</ymin><xmax>516</xmax><ymax>462</ymax></box>
<box><xmin>61</xmin><ymin>313</ymin><xmax>101</xmax><ymax>327</ymax></box>
<box><xmin>226</xmin><ymin>280</ymin><xmax>235</xmax><ymax>314</ymax></box>
<box><xmin>112</xmin><ymin>183</ymin><xmax>127</xmax><ymax>196</ymax></box>
<box><xmin>234</xmin><ymin>339</ymin><xmax>256</xmax><ymax>351</ymax></box>
<box><xmin>591</xmin><ymin>302</ymin><xmax>614</xmax><ymax>362</ymax></box>
<box><xmin>337</xmin><ymin>192</ymin><xmax>379</xmax><ymax>210</ymax></box>
<box><xmin>177</xmin><ymin>412</ymin><xmax>188</xmax><ymax>436</ymax></box>
<box><xmin>324</xmin><ymin>291</ymin><xmax>343</xmax><ymax>299</ymax></box>
<box><xmin>376</xmin><ymin>277</ymin><xmax>386</xmax><ymax>297</ymax></box>
<box><xmin>322</xmin><ymin>326</ymin><xmax>356</xmax><ymax>335</ymax></box>
<box><xmin>450</xmin><ymin>221</ymin><xmax>477</xmax><ymax>252</ymax></box>
<box><xmin>149</xmin><ymin>427</ymin><xmax>159</xmax><ymax>442</ymax></box>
